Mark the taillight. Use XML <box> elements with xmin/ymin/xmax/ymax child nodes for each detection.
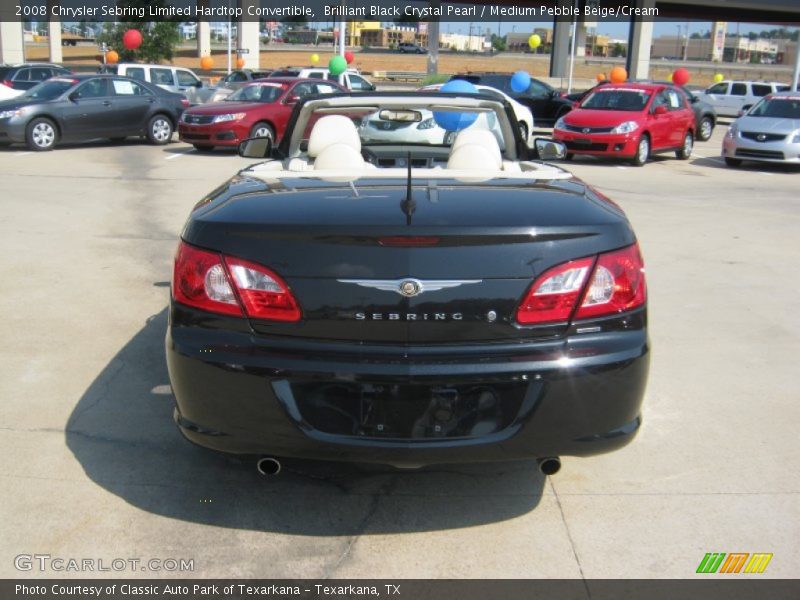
<box><xmin>516</xmin><ymin>257</ymin><xmax>594</xmax><ymax>324</ymax></box>
<box><xmin>172</xmin><ymin>241</ymin><xmax>301</xmax><ymax>322</ymax></box>
<box><xmin>223</xmin><ymin>256</ymin><xmax>301</xmax><ymax>322</ymax></box>
<box><xmin>180</xmin><ymin>98</ymin><xmax>190</xmax><ymax>107</ymax></box>
<box><xmin>573</xmin><ymin>244</ymin><xmax>646</xmax><ymax>320</ymax></box>
<box><xmin>516</xmin><ymin>243</ymin><xmax>646</xmax><ymax>325</ymax></box>
<box><xmin>1</xmin><ymin>80</ymin><xmax>12</xmax><ymax>87</ymax></box>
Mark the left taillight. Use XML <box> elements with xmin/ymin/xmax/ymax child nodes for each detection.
<box><xmin>515</xmin><ymin>243</ymin><xmax>646</xmax><ymax>326</ymax></box>
<box><xmin>172</xmin><ymin>241</ymin><xmax>301</xmax><ymax>322</ymax></box>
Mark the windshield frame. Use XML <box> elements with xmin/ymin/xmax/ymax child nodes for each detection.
<box><xmin>225</xmin><ymin>82</ymin><xmax>285</xmax><ymax>103</ymax></box>
<box><xmin>280</xmin><ymin>93</ymin><xmax>523</xmax><ymax>160</ymax></box>
<box><xmin>22</xmin><ymin>78</ymin><xmax>78</xmax><ymax>101</ymax></box>
<box><xmin>581</xmin><ymin>88</ymin><xmax>653</xmax><ymax>112</ymax></box>
<box><xmin>746</xmin><ymin>95</ymin><xmax>800</xmax><ymax>119</ymax></box>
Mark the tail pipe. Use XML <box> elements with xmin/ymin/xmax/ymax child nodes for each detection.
<box><xmin>538</xmin><ymin>457</ymin><xmax>561</xmax><ymax>476</ymax></box>
<box><xmin>256</xmin><ymin>457</ymin><xmax>282</xmax><ymax>476</ymax></box>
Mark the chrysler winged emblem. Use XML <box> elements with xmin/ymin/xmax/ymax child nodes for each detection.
<box><xmin>582</xmin><ymin>127</ymin><xmax>591</xmax><ymax>133</ymax></box>
<box><xmin>338</xmin><ymin>278</ymin><xmax>481</xmax><ymax>297</ymax></box>
<box><xmin>756</xmin><ymin>133</ymin><xmax>767</xmax><ymax>141</ymax></box>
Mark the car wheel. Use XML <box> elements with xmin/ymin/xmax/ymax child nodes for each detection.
<box><xmin>698</xmin><ymin>117</ymin><xmax>713</xmax><ymax>141</ymax></box>
<box><xmin>676</xmin><ymin>131</ymin><xmax>693</xmax><ymax>160</ymax></box>
<box><xmin>632</xmin><ymin>134</ymin><xmax>650</xmax><ymax>166</ymax></box>
<box><xmin>249</xmin><ymin>122</ymin><xmax>275</xmax><ymax>142</ymax></box>
<box><xmin>724</xmin><ymin>157</ymin><xmax>742</xmax><ymax>167</ymax></box>
<box><xmin>193</xmin><ymin>145</ymin><xmax>214</xmax><ymax>152</ymax></box>
<box><xmin>26</xmin><ymin>118</ymin><xmax>58</xmax><ymax>151</ymax></box>
<box><xmin>519</xmin><ymin>122</ymin><xmax>529</xmax><ymax>143</ymax></box>
<box><xmin>147</xmin><ymin>115</ymin><xmax>173</xmax><ymax>145</ymax></box>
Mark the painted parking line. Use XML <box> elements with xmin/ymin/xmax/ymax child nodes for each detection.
<box><xmin>165</xmin><ymin>148</ymin><xmax>195</xmax><ymax>160</ymax></box>
<box><xmin>13</xmin><ymin>151</ymin><xmax>33</xmax><ymax>157</ymax></box>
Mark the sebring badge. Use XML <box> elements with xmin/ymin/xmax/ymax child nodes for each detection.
<box><xmin>338</xmin><ymin>278</ymin><xmax>481</xmax><ymax>297</ymax></box>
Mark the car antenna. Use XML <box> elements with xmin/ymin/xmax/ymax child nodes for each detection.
<box><xmin>400</xmin><ymin>152</ymin><xmax>415</xmax><ymax>226</ymax></box>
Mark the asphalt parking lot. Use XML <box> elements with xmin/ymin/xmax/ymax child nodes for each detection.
<box><xmin>1</xmin><ymin>122</ymin><xmax>798</xmax><ymax>579</ymax></box>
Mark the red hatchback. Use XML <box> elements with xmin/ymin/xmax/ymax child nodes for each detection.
<box><xmin>178</xmin><ymin>77</ymin><xmax>346</xmax><ymax>151</ymax></box>
<box><xmin>553</xmin><ymin>83</ymin><xmax>695</xmax><ymax>166</ymax></box>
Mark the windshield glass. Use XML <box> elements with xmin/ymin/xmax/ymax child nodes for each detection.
<box><xmin>227</xmin><ymin>83</ymin><xmax>284</xmax><ymax>103</ymax></box>
<box><xmin>301</xmin><ymin>106</ymin><xmax>507</xmax><ymax>150</ymax></box>
<box><xmin>582</xmin><ymin>89</ymin><xmax>651</xmax><ymax>111</ymax></box>
<box><xmin>23</xmin><ymin>79</ymin><xmax>76</xmax><ymax>100</ymax></box>
<box><xmin>748</xmin><ymin>96</ymin><xmax>800</xmax><ymax>119</ymax></box>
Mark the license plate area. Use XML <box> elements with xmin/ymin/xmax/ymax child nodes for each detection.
<box><xmin>289</xmin><ymin>381</ymin><xmax>527</xmax><ymax>440</ymax></box>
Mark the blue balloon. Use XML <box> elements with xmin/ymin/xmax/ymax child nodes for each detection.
<box><xmin>433</xmin><ymin>79</ymin><xmax>479</xmax><ymax>131</ymax></box>
<box><xmin>510</xmin><ymin>70</ymin><xmax>531</xmax><ymax>94</ymax></box>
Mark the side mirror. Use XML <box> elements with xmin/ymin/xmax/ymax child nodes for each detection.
<box><xmin>737</xmin><ymin>109</ymin><xmax>746</xmax><ymax>117</ymax></box>
<box><xmin>69</xmin><ymin>91</ymin><xmax>81</xmax><ymax>102</ymax></box>
<box><xmin>534</xmin><ymin>138</ymin><xmax>567</xmax><ymax>161</ymax></box>
<box><xmin>238</xmin><ymin>136</ymin><xmax>272</xmax><ymax>159</ymax></box>
<box><xmin>653</xmin><ymin>105</ymin><xmax>668</xmax><ymax>115</ymax></box>
<box><xmin>690</xmin><ymin>95</ymin><xmax>699</xmax><ymax>103</ymax></box>
<box><xmin>369</xmin><ymin>84</ymin><xmax>376</xmax><ymax>91</ymax></box>
<box><xmin>284</xmin><ymin>94</ymin><xmax>300</xmax><ymax>105</ymax></box>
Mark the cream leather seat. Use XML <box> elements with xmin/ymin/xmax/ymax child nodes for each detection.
<box><xmin>450</xmin><ymin>129</ymin><xmax>502</xmax><ymax>167</ymax></box>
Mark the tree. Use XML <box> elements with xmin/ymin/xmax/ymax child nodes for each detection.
<box><xmin>97</xmin><ymin>22</ymin><xmax>181</xmax><ymax>63</ymax></box>
<box><xmin>611</xmin><ymin>43</ymin><xmax>626</xmax><ymax>58</ymax></box>
<box><xmin>491</xmin><ymin>34</ymin><xmax>507</xmax><ymax>52</ymax></box>
<box><xmin>282</xmin><ymin>16</ymin><xmax>308</xmax><ymax>31</ymax></box>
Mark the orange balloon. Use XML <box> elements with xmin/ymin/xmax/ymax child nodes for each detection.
<box><xmin>105</xmin><ymin>50</ymin><xmax>119</xmax><ymax>65</ymax></box>
<box><xmin>596</xmin><ymin>73</ymin><xmax>606</xmax><ymax>82</ymax></box>
<box><xmin>609</xmin><ymin>66</ymin><xmax>627</xmax><ymax>84</ymax></box>
<box><xmin>236</xmin><ymin>57</ymin><xmax>246</xmax><ymax>69</ymax></box>
<box><xmin>200</xmin><ymin>56</ymin><xmax>214</xmax><ymax>70</ymax></box>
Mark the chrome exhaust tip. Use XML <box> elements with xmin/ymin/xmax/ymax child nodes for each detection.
<box><xmin>256</xmin><ymin>457</ymin><xmax>282</xmax><ymax>476</ymax></box>
<box><xmin>538</xmin><ymin>457</ymin><xmax>561</xmax><ymax>476</ymax></box>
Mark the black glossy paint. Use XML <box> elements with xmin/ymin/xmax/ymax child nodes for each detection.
<box><xmin>168</xmin><ymin>167</ymin><xmax>649</xmax><ymax>466</ymax></box>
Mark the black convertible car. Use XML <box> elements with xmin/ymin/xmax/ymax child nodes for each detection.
<box><xmin>167</xmin><ymin>92</ymin><xmax>649</xmax><ymax>475</ymax></box>
<box><xmin>0</xmin><ymin>74</ymin><xmax>187</xmax><ymax>150</ymax></box>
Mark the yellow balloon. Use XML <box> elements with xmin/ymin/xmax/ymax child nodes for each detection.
<box><xmin>713</xmin><ymin>73</ymin><xmax>724</xmax><ymax>83</ymax></box>
<box><xmin>310</xmin><ymin>53</ymin><xmax>320</xmax><ymax>65</ymax></box>
<box><xmin>528</xmin><ymin>34</ymin><xmax>541</xmax><ymax>50</ymax></box>
<box><xmin>667</xmin><ymin>73</ymin><xmax>673</xmax><ymax>82</ymax></box>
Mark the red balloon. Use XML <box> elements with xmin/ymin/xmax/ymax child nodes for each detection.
<box><xmin>123</xmin><ymin>29</ymin><xmax>142</xmax><ymax>51</ymax></box>
<box><xmin>672</xmin><ymin>67</ymin><xmax>690</xmax><ymax>86</ymax></box>
<box><xmin>344</xmin><ymin>51</ymin><xmax>355</xmax><ymax>65</ymax></box>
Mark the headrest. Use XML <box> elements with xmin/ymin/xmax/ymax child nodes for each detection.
<box><xmin>314</xmin><ymin>143</ymin><xmax>365</xmax><ymax>171</ymax></box>
<box><xmin>447</xmin><ymin>144</ymin><xmax>503</xmax><ymax>171</ymax></box>
<box><xmin>308</xmin><ymin>115</ymin><xmax>361</xmax><ymax>157</ymax></box>
<box><xmin>451</xmin><ymin>128</ymin><xmax>502</xmax><ymax>167</ymax></box>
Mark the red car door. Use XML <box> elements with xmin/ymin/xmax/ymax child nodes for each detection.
<box><xmin>646</xmin><ymin>90</ymin><xmax>672</xmax><ymax>150</ymax></box>
<box><xmin>664</xmin><ymin>88</ymin><xmax>690</xmax><ymax>146</ymax></box>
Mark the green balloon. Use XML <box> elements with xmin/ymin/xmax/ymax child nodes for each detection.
<box><xmin>329</xmin><ymin>55</ymin><xmax>347</xmax><ymax>76</ymax></box>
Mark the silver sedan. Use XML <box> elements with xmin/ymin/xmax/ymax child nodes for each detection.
<box><xmin>722</xmin><ymin>91</ymin><xmax>800</xmax><ymax>166</ymax></box>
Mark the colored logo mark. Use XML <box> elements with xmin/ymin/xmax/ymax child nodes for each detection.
<box><xmin>696</xmin><ymin>552</ymin><xmax>773</xmax><ymax>574</ymax></box>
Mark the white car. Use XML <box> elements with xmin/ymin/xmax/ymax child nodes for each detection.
<box><xmin>268</xmin><ymin>67</ymin><xmax>376</xmax><ymax>91</ymax></box>
<box><xmin>0</xmin><ymin>83</ymin><xmax>23</xmax><ymax>100</ymax></box>
<box><xmin>420</xmin><ymin>83</ymin><xmax>535</xmax><ymax>144</ymax></box>
<box><xmin>697</xmin><ymin>80</ymin><xmax>790</xmax><ymax>118</ymax></box>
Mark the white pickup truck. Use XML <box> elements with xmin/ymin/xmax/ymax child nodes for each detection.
<box><xmin>697</xmin><ymin>80</ymin><xmax>790</xmax><ymax>117</ymax></box>
<box><xmin>267</xmin><ymin>67</ymin><xmax>376</xmax><ymax>91</ymax></box>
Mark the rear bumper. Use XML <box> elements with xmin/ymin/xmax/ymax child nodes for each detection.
<box><xmin>553</xmin><ymin>129</ymin><xmax>639</xmax><ymax>157</ymax></box>
<box><xmin>166</xmin><ymin>305</ymin><xmax>649</xmax><ymax>467</ymax></box>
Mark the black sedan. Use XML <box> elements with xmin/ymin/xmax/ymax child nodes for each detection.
<box><xmin>0</xmin><ymin>74</ymin><xmax>188</xmax><ymax>151</ymax></box>
<box><xmin>166</xmin><ymin>92</ymin><xmax>649</xmax><ymax>475</ymax></box>
<box><xmin>0</xmin><ymin>63</ymin><xmax>72</xmax><ymax>91</ymax></box>
<box><xmin>449</xmin><ymin>72</ymin><xmax>574</xmax><ymax>126</ymax></box>
<box><xmin>567</xmin><ymin>80</ymin><xmax>717</xmax><ymax>141</ymax></box>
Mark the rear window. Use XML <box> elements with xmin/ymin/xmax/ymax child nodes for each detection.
<box><xmin>748</xmin><ymin>97</ymin><xmax>800</xmax><ymax>119</ymax></box>
<box><xmin>0</xmin><ymin>67</ymin><xmax>12</xmax><ymax>79</ymax></box>
<box><xmin>270</xmin><ymin>70</ymin><xmax>300</xmax><ymax>77</ymax></box>
<box><xmin>582</xmin><ymin>89</ymin><xmax>651</xmax><ymax>111</ymax></box>
<box><xmin>152</xmin><ymin>68</ymin><xmax>174</xmax><ymax>86</ymax></box>
<box><xmin>730</xmin><ymin>83</ymin><xmax>747</xmax><ymax>96</ymax></box>
<box><xmin>126</xmin><ymin>67</ymin><xmax>145</xmax><ymax>81</ymax></box>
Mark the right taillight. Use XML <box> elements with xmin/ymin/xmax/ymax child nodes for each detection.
<box><xmin>172</xmin><ymin>241</ymin><xmax>301</xmax><ymax>322</ymax></box>
<box><xmin>516</xmin><ymin>243</ymin><xmax>646</xmax><ymax>325</ymax></box>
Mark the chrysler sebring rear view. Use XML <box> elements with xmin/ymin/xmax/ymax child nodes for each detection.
<box><xmin>166</xmin><ymin>91</ymin><xmax>649</xmax><ymax>473</ymax></box>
